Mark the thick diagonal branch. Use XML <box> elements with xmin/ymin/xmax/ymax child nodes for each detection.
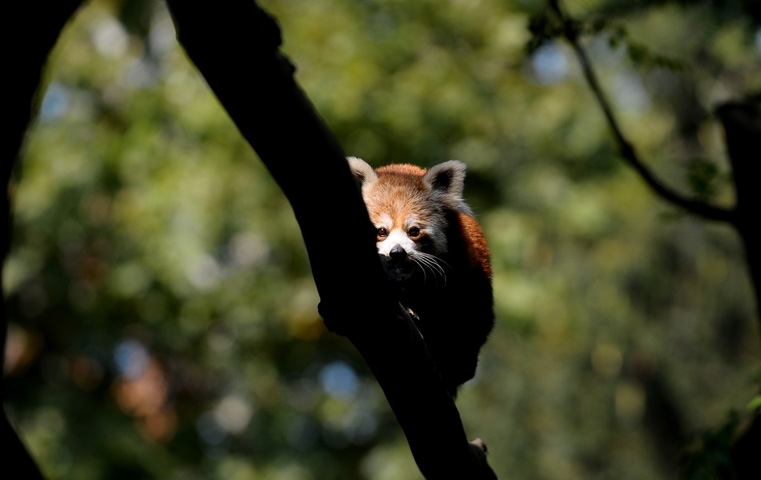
<box><xmin>167</xmin><ymin>1</ymin><xmax>496</xmax><ymax>478</ymax></box>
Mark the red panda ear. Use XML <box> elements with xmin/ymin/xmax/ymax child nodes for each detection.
<box><xmin>347</xmin><ymin>157</ymin><xmax>378</xmax><ymax>186</ymax></box>
<box><xmin>424</xmin><ymin>160</ymin><xmax>473</xmax><ymax>214</ymax></box>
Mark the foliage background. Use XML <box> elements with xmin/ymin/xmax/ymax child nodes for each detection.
<box><xmin>4</xmin><ymin>0</ymin><xmax>760</xmax><ymax>479</ymax></box>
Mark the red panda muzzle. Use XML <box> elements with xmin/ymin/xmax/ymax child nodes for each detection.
<box><xmin>380</xmin><ymin>251</ymin><xmax>416</xmax><ymax>283</ymax></box>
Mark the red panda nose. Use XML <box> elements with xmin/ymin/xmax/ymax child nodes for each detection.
<box><xmin>389</xmin><ymin>244</ymin><xmax>407</xmax><ymax>261</ymax></box>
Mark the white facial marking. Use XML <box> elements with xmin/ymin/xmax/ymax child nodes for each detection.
<box><xmin>377</xmin><ymin>229</ymin><xmax>416</xmax><ymax>256</ymax></box>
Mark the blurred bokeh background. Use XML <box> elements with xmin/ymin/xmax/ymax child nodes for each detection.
<box><xmin>4</xmin><ymin>0</ymin><xmax>760</xmax><ymax>479</ymax></box>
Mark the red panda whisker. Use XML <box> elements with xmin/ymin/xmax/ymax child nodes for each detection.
<box><xmin>412</xmin><ymin>256</ymin><xmax>429</xmax><ymax>285</ymax></box>
<box><xmin>418</xmin><ymin>257</ymin><xmax>439</xmax><ymax>285</ymax></box>
<box><xmin>421</xmin><ymin>252</ymin><xmax>450</xmax><ymax>272</ymax></box>
<box><xmin>422</xmin><ymin>256</ymin><xmax>447</xmax><ymax>284</ymax></box>
<box><xmin>413</xmin><ymin>253</ymin><xmax>447</xmax><ymax>287</ymax></box>
<box><xmin>413</xmin><ymin>258</ymin><xmax>436</xmax><ymax>286</ymax></box>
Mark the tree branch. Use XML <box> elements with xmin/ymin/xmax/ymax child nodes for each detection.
<box><xmin>547</xmin><ymin>0</ymin><xmax>737</xmax><ymax>224</ymax></box>
<box><xmin>166</xmin><ymin>1</ymin><xmax>496</xmax><ymax>478</ymax></box>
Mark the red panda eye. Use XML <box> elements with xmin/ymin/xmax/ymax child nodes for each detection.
<box><xmin>408</xmin><ymin>226</ymin><xmax>420</xmax><ymax>238</ymax></box>
<box><xmin>377</xmin><ymin>227</ymin><xmax>388</xmax><ymax>238</ymax></box>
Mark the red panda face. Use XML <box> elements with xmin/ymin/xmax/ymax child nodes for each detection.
<box><xmin>367</xmin><ymin>180</ymin><xmax>447</xmax><ymax>282</ymax></box>
<box><xmin>348</xmin><ymin>157</ymin><xmax>472</xmax><ymax>284</ymax></box>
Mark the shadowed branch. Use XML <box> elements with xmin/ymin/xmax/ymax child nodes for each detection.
<box><xmin>166</xmin><ymin>1</ymin><xmax>496</xmax><ymax>478</ymax></box>
<box><xmin>546</xmin><ymin>0</ymin><xmax>737</xmax><ymax>225</ymax></box>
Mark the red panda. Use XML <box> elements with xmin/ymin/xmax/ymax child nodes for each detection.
<box><xmin>348</xmin><ymin>157</ymin><xmax>494</xmax><ymax>396</ymax></box>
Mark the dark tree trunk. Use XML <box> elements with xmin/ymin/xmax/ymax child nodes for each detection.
<box><xmin>716</xmin><ymin>101</ymin><xmax>761</xmax><ymax>480</ymax></box>
<box><xmin>717</xmin><ymin>102</ymin><xmax>761</xmax><ymax>322</ymax></box>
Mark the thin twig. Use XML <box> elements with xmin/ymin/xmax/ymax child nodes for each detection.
<box><xmin>547</xmin><ymin>0</ymin><xmax>737</xmax><ymax>224</ymax></box>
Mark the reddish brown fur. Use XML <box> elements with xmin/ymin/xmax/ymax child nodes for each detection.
<box><xmin>457</xmin><ymin>213</ymin><xmax>492</xmax><ymax>278</ymax></box>
<box><xmin>368</xmin><ymin>167</ymin><xmax>430</xmax><ymax>224</ymax></box>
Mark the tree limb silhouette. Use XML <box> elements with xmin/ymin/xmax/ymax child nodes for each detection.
<box><xmin>166</xmin><ymin>1</ymin><xmax>496</xmax><ymax>478</ymax></box>
<box><xmin>547</xmin><ymin>0</ymin><xmax>737</xmax><ymax>224</ymax></box>
<box><xmin>544</xmin><ymin>3</ymin><xmax>761</xmax><ymax>477</ymax></box>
